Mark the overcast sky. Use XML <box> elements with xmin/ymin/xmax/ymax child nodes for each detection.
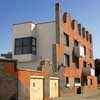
<box><xmin>0</xmin><ymin>0</ymin><xmax>100</xmax><ymax>58</ymax></box>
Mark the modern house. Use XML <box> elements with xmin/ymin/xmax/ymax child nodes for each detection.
<box><xmin>12</xmin><ymin>20</ymin><xmax>56</xmax><ymax>70</ymax></box>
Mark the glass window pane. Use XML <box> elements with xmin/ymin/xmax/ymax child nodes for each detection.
<box><xmin>15</xmin><ymin>38</ymin><xmax>22</xmax><ymax>54</ymax></box>
<box><xmin>23</xmin><ymin>37</ymin><xmax>32</xmax><ymax>46</ymax></box>
<box><xmin>22</xmin><ymin>47</ymin><xmax>32</xmax><ymax>54</ymax></box>
<box><xmin>14</xmin><ymin>37</ymin><xmax>36</xmax><ymax>55</ymax></box>
<box><xmin>15</xmin><ymin>39</ymin><xmax>22</xmax><ymax>47</ymax></box>
<box><xmin>15</xmin><ymin>47</ymin><xmax>22</xmax><ymax>54</ymax></box>
<box><xmin>63</xmin><ymin>54</ymin><xmax>69</xmax><ymax>66</ymax></box>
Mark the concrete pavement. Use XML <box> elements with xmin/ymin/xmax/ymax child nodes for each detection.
<box><xmin>51</xmin><ymin>90</ymin><xmax>100</xmax><ymax>100</ymax></box>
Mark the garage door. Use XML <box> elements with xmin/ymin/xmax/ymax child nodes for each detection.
<box><xmin>50</xmin><ymin>77</ymin><xmax>59</xmax><ymax>98</ymax></box>
<box><xmin>30</xmin><ymin>76</ymin><xmax>44</xmax><ymax>100</ymax></box>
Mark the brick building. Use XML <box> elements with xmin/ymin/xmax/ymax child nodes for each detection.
<box><xmin>0</xmin><ymin>2</ymin><xmax>98</xmax><ymax>100</ymax></box>
<box><xmin>95</xmin><ymin>59</ymin><xmax>100</xmax><ymax>84</ymax></box>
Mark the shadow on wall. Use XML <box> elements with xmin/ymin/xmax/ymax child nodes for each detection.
<box><xmin>9</xmin><ymin>94</ymin><xmax>17</xmax><ymax>100</ymax></box>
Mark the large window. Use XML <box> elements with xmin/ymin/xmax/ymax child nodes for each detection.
<box><xmin>72</xmin><ymin>55</ymin><xmax>79</xmax><ymax>68</ymax></box>
<box><xmin>15</xmin><ymin>37</ymin><xmax>36</xmax><ymax>55</ymax></box>
<box><xmin>64</xmin><ymin>33</ymin><xmax>69</xmax><ymax>46</ymax></box>
<box><xmin>63</xmin><ymin>54</ymin><xmax>70</xmax><ymax>67</ymax></box>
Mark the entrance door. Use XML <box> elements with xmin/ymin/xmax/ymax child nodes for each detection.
<box><xmin>30</xmin><ymin>76</ymin><xmax>44</xmax><ymax>100</ymax></box>
<box><xmin>50</xmin><ymin>77</ymin><xmax>59</xmax><ymax>98</ymax></box>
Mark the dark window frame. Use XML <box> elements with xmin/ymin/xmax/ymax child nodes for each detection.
<box><xmin>74</xmin><ymin>40</ymin><xmax>79</xmax><ymax>47</ymax></box>
<box><xmin>63</xmin><ymin>54</ymin><xmax>70</xmax><ymax>67</ymax></box>
<box><xmin>90</xmin><ymin>79</ymin><xmax>92</xmax><ymax>85</ymax></box>
<box><xmin>14</xmin><ymin>37</ymin><xmax>37</xmax><ymax>55</ymax></box>
<box><xmin>84</xmin><ymin>46</ymin><xmax>86</xmax><ymax>56</ymax></box>
<box><xmin>32</xmin><ymin>37</ymin><xmax>37</xmax><ymax>55</ymax></box>
<box><xmin>78</xmin><ymin>24</ymin><xmax>81</xmax><ymax>36</ymax></box>
<box><xmin>66</xmin><ymin>77</ymin><xmax>69</xmax><ymax>84</ymax></box>
<box><xmin>83</xmin><ymin>61</ymin><xmax>87</xmax><ymax>68</ymax></box>
<box><xmin>64</xmin><ymin>33</ymin><xmax>69</xmax><ymax>47</ymax></box>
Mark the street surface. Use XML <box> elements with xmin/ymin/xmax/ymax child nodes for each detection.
<box><xmin>51</xmin><ymin>90</ymin><xmax>100</xmax><ymax>100</ymax></box>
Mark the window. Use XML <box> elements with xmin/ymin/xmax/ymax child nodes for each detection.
<box><xmin>80</xmin><ymin>45</ymin><xmax>86</xmax><ymax>56</ymax></box>
<box><xmin>72</xmin><ymin>47</ymin><xmax>79</xmax><ymax>68</ymax></box>
<box><xmin>15</xmin><ymin>37</ymin><xmax>36</xmax><ymax>55</ymax></box>
<box><xmin>84</xmin><ymin>46</ymin><xmax>86</xmax><ymax>55</ymax></box>
<box><xmin>64</xmin><ymin>33</ymin><xmax>69</xmax><ymax>46</ymax></box>
<box><xmin>82</xmin><ymin>28</ymin><xmax>85</xmax><ymax>38</ymax></box>
<box><xmin>89</xmin><ymin>49</ymin><xmax>93</xmax><ymax>58</ymax></box>
<box><xmin>83</xmin><ymin>61</ymin><xmax>87</xmax><ymax>68</ymax></box>
<box><xmin>22</xmin><ymin>37</ymin><xmax>32</xmax><ymax>54</ymax></box>
<box><xmin>72</xmin><ymin>55</ymin><xmax>79</xmax><ymax>68</ymax></box>
<box><xmin>90</xmin><ymin>64</ymin><xmax>92</xmax><ymax>68</ymax></box>
<box><xmin>86</xmin><ymin>31</ymin><xmax>89</xmax><ymax>41</ymax></box>
<box><xmin>15</xmin><ymin>39</ymin><xmax>23</xmax><ymax>54</ymax></box>
<box><xmin>80</xmin><ymin>46</ymin><xmax>85</xmax><ymax>57</ymax></box>
<box><xmin>32</xmin><ymin>38</ymin><xmax>37</xmax><ymax>55</ymax></box>
<box><xmin>63</xmin><ymin>54</ymin><xmax>70</xmax><ymax>67</ymax></box>
<box><xmin>90</xmin><ymin>79</ymin><xmax>92</xmax><ymax>85</ymax></box>
<box><xmin>65</xmin><ymin>77</ymin><xmax>69</xmax><ymax>88</ymax></box>
<box><xmin>89</xmin><ymin>34</ymin><xmax>92</xmax><ymax>43</ymax></box>
<box><xmin>75</xmin><ymin>78</ymin><xmax>80</xmax><ymax>83</ymax></box>
<box><xmin>78</xmin><ymin>24</ymin><xmax>81</xmax><ymax>35</ymax></box>
<box><xmin>66</xmin><ymin>77</ymin><xmax>69</xmax><ymax>84</ymax></box>
<box><xmin>74</xmin><ymin>40</ymin><xmax>78</xmax><ymax>46</ymax></box>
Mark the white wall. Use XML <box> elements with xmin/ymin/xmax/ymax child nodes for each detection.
<box><xmin>37</xmin><ymin>22</ymin><xmax>56</xmax><ymax>64</ymax></box>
